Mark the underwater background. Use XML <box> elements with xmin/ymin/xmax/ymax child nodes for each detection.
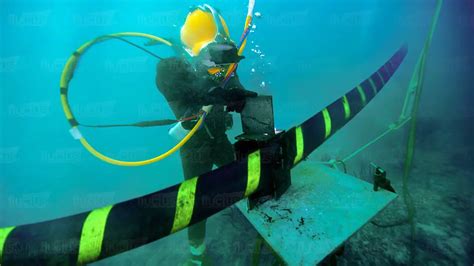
<box><xmin>1</xmin><ymin>0</ymin><xmax>473</xmax><ymax>265</ymax></box>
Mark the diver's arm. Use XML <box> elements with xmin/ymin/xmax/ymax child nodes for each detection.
<box><xmin>210</xmin><ymin>72</ymin><xmax>258</xmax><ymax>112</ymax></box>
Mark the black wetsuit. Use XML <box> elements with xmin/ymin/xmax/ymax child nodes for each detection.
<box><xmin>156</xmin><ymin>56</ymin><xmax>244</xmax><ymax>248</ymax></box>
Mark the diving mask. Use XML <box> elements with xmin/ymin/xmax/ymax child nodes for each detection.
<box><xmin>199</xmin><ymin>42</ymin><xmax>243</xmax><ymax>82</ymax></box>
<box><xmin>206</xmin><ymin>63</ymin><xmax>233</xmax><ymax>82</ymax></box>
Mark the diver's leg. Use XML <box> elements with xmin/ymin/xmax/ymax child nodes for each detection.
<box><xmin>180</xmin><ymin>143</ymin><xmax>213</xmax><ymax>265</ymax></box>
<box><xmin>180</xmin><ymin>144</ymin><xmax>213</xmax><ymax>179</ymax></box>
<box><xmin>213</xmin><ymin>135</ymin><xmax>236</xmax><ymax>167</ymax></box>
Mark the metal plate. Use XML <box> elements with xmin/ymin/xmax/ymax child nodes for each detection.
<box><xmin>236</xmin><ymin>163</ymin><xmax>397</xmax><ymax>265</ymax></box>
<box><xmin>240</xmin><ymin>95</ymin><xmax>275</xmax><ymax>137</ymax></box>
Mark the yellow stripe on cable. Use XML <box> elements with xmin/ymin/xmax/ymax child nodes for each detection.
<box><xmin>294</xmin><ymin>126</ymin><xmax>304</xmax><ymax>165</ymax></box>
<box><xmin>357</xmin><ymin>85</ymin><xmax>367</xmax><ymax>106</ymax></box>
<box><xmin>322</xmin><ymin>108</ymin><xmax>332</xmax><ymax>139</ymax></box>
<box><xmin>171</xmin><ymin>177</ymin><xmax>198</xmax><ymax>233</ymax></box>
<box><xmin>377</xmin><ymin>71</ymin><xmax>385</xmax><ymax>86</ymax></box>
<box><xmin>77</xmin><ymin>205</ymin><xmax>113</xmax><ymax>265</ymax></box>
<box><xmin>245</xmin><ymin>150</ymin><xmax>261</xmax><ymax>197</ymax></box>
<box><xmin>383</xmin><ymin>64</ymin><xmax>391</xmax><ymax>76</ymax></box>
<box><xmin>369</xmin><ymin>78</ymin><xmax>377</xmax><ymax>95</ymax></box>
<box><xmin>342</xmin><ymin>95</ymin><xmax>351</xmax><ymax>119</ymax></box>
<box><xmin>0</xmin><ymin>226</ymin><xmax>15</xmax><ymax>264</ymax></box>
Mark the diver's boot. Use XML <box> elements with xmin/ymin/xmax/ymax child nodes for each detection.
<box><xmin>184</xmin><ymin>243</ymin><xmax>212</xmax><ymax>266</ymax></box>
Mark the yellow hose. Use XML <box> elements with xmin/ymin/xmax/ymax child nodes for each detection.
<box><xmin>61</xmin><ymin>0</ymin><xmax>255</xmax><ymax>167</ymax></box>
<box><xmin>225</xmin><ymin>15</ymin><xmax>253</xmax><ymax>79</ymax></box>
<box><xmin>60</xmin><ymin>32</ymin><xmax>205</xmax><ymax>167</ymax></box>
<box><xmin>77</xmin><ymin>115</ymin><xmax>205</xmax><ymax>167</ymax></box>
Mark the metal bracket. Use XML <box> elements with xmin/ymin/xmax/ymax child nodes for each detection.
<box><xmin>234</xmin><ymin>132</ymin><xmax>292</xmax><ymax>210</ymax></box>
<box><xmin>371</xmin><ymin>163</ymin><xmax>396</xmax><ymax>193</ymax></box>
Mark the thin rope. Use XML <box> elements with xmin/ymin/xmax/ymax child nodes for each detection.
<box><xmin>111</xmin><ymin>36</ymin><xmax>164</xmax><ymax>60</ymax></box>
<box><xmin>315</xmin><ymin>3</ymin><xmax>443</xmax><ymax>265</ymax></box>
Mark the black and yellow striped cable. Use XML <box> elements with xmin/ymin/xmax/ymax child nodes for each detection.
<box><xmin>0</xmin><ymin>149</ymin><xmax>265</xmax><ymax>265</ymax></box>
<box><xmin>0</xmin><ymin>46</ymin><xmax>407</xmax><ymax>265</ymax></box>
<box><xmin>283</xmin><ymin>45</ymin><xmax>408</xmax><ymax>167</ymax></box>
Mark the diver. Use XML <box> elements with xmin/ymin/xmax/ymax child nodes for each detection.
<box><xmin>155</xmin><ymin>5</ymin><xmax>257</xmax><ymax>265</ymax></box>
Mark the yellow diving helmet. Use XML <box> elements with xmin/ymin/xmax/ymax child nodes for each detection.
<box><xmin>180</xmin><ymin>4</ymin><xmax>232</xmax><ymax>57</ymax></box>
<box><xmin>181</xmin><ymin>5</ymin><xmax>244</xmax><ymax>81</ymax></box>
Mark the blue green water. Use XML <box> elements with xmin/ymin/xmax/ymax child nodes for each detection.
<box><xmin>1</xmin><ymin>0</ymin><xmax>473</xmax><ymax>264</ymax></box>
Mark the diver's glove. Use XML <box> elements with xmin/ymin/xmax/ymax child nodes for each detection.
<box><xmin>207</xmin><ymin>87</ymin><xmax>258</xmax><ymax>113</ymax></box>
